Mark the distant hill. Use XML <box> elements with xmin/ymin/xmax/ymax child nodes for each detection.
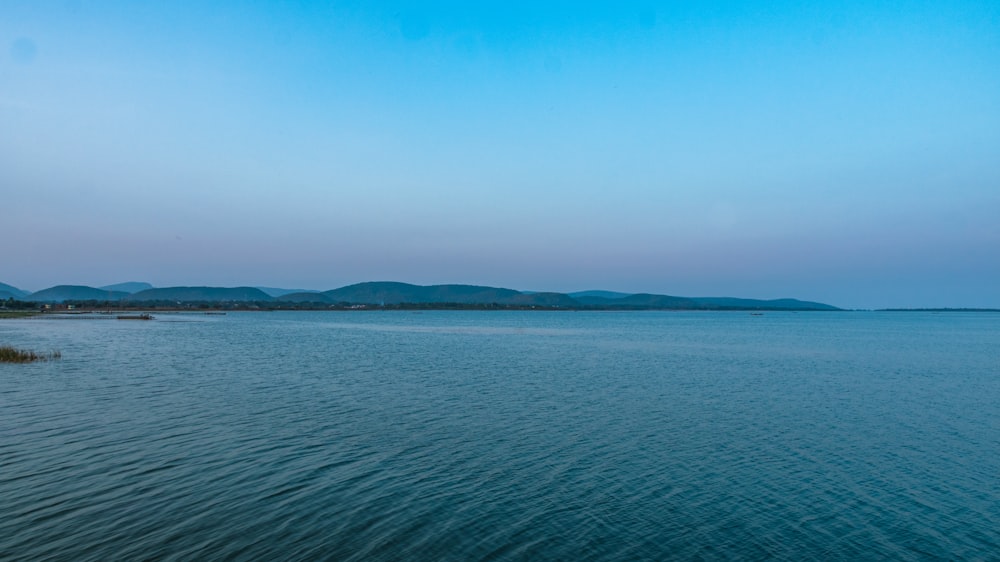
<box><xmin>127</xmin><ymin>287</ymin><xmax>273</xmax><ymax>302</ymax></box>
<box><xmin>0</xmin><ymin>290</ymin><xmax>20</xmax><ymax>300</ymax></box>
<box><xmin>324</xmin><ymin>281</ymin><xmax>420</xmax><ymax>304</ymax></box>
<box><xmin>7</xmin><ymin>279</ymin><xmax>842</xmax><ymax>310</ymax></box>
<box><xmin>572</xmin><ymin>293</ymin><xmax>839</xmax><ymax>310</ymax></box>
<box><xmin>321</xmin><ymin>282</ymin><xmax>584</xmax><ymax>307</ymax></box>
<box><xmin>508</xmin><ymin>292</ymin><xmax>581</xmax><ymax>307</ymax></box>
<box><xmin>691</xmin><ymin>297</ymin><xmax>840</xmax><ymax>311</ymax></box>
<box><xmin>572</xmin><ymin>294</ymin><xmax>682</xmax><ymax>306</ymax></box>
<box><xmin>257</xmin><ymin>287</ymin><xmax>322</xmax><ymax>298</ymax></box>
<box><xmin>277</xmin><ymin>292</ymin><xmax>334</xmax><ymax>303</ymax></box>
<box><xmin>601</xmin><ymin>293</ymin><xmax>701</xmax><ymax>308</ymax></box>
<box><xmin>324</xmin><ymin>282</ymin><xmax>523</xmax><ymax>305</ymax></box>
<box><xmin>26</xmin><ymin>285</ymin><xmax>129</xmax><ymax>302</ymax></box>
<box><xmin>0</xmin><ymin>282</ymin><xmax>29</xmax><ymax>298</ymax></box>
<box><xmin>99</xmin><ymin>282</ymin><xmax>154</xmax><ymax>294</ymax></box>
<box><xmin>571</xmin><ymin>295</ymin><xmax>617</xmax><ymax>306</ymax></box>
<box><xmin>569</xmin><ymin>290</ymin><xmax>631</xmax><ymax>300</ymax></box>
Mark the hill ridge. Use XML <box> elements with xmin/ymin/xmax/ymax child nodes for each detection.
<box><xmin>25</xmin><ymin>285</ymin><xmax>129</xmax><ymax>302</ymax></box>
<box><xmin>0</xmin><ymin>282</ymin><xmax>29</xmax><ymax>298</ymax></box>
<box><xmin>5</xmin><ymin>280</ymin><xmax>841</xmax><ymax>310</ymax></box>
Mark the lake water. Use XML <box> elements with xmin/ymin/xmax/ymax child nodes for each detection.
<box><xmin>1</xmin><ymin>311</ymin><xmax>998</xmax><ymax>560</ymax></box>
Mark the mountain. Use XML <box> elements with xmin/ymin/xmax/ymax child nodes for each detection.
<box><xmin>99</xmin><ymin>282</ymin><xmax>154</xmax><ymax>294</ymax></box>
<box><xmin>594</xmin><ymin>293</ymin><xmax>700</xmax><ymax>308</ymax></box>
<box><xmin>576</xmin><ymin>291</ymin><xmax>703</xmax><ymax>310</ymax></box>
<box><xmin>0</xmin><ymin>290</ymin><xmax>20</xmax><ymax>300</ymax></box>
<box><xmin>127</xmin><ymin>287</ymin><xmax>273</xmax><ymax>302</ymax></box>
<box><xmin>569</xmin><ymin>290</ymin><xmax>632</xmax><ymax>300</ymax></box>
<box><xmin>323</xmin><ymin>281</ymin><xmax>421</xmax><ymax>304</ymax></box>
<box><xmin>26</xmin><ymin>285</ymin><xmax>129</xmax><ymax>302</ymax></box>
<box><xmin>571</xmin><ymin>295</ymin><xmax>617</xmax><ymax>306</ymax></box>
<box><xmin>508</xmin><ymin>292</ymin><xmax>581</xmax><ymax>307</ymax></box>
<box><xmin>569</xmin><ymin>292</ymin><xmax>839</xmax><ymax>310</ymax></box>
<box><xmin>324</xmin><ymin>282</ymin><xmax>525</xmax><ymax>305</ymax></box>
<box><xmin>0</xmin><ymin>282</ymin><xmax>29</xmax><ymax>298</ymax></box>
<box><xmin>321</xmin><ymin>283</ymin><xmax>583</xmax><ymax>307</ymax></box>
<box><xmin>277</xmin><ymin>292</ymin><xmax>335</xmax><ymax>303</ymax></box>
<box><xmin>6</xmin><ymin>279</ymin><xmax>842</xmax><ymax>310</ymax></box>
<box><xmin>691</xmin><ymin>297</ymin><xmax>840</xmax><ymax>311</ymax></box>
<box><xmin>257</xmin><ymin>287</ymin><xmax>322</xmax><ymax>298</ymax></box>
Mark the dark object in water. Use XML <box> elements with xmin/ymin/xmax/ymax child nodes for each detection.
<box><xmin>117</xmin><ymin>313</ymin><xmax>154</xmax><ymax>320</ymax></box>
<box><xmin>0</xmin><ymin>345</ymin><xmax>61</xmax><ymax>363</ymax></box>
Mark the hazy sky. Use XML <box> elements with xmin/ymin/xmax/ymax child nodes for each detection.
<box><xmin>3</xmin><ymin>1</ymin><xmax>998</xmax><ymax>308</ymax></box>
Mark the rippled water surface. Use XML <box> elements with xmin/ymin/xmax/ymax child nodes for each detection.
<box><xmin>2</xmin><ymin>311</ymin><xmax>998</xmax><ymax>560</ymax></box>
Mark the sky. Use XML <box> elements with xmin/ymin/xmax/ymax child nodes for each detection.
<box><xmin>2</xmin><ymin>1</ymin><xmax>998</xmax><ymax>308</ymax></box>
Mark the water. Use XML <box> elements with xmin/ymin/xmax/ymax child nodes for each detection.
<box><xmin>1</xmin><ymin>311</ymin><xmax>998</xmax><ymax>560</ymax></box>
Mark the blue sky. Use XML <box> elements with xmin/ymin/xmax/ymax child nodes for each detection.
<box><xmin>3</xmin><ymin>1</ymin><xmax>998</xmax><ymax>308</ymax></box>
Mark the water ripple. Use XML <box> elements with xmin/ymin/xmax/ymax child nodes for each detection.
<box><xmin>1</xmin><ymin>311</ymin><xmax>998</xmax><ymax>560</ymax></box>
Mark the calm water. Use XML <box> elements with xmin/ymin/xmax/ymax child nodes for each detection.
<box><xmin>1</xmin><ymin>311</ymin><xmax>998</xmax><ymax>560</ymax></box>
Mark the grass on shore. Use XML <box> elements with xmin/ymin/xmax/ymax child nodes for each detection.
<box><xmin>0</xmin><ymin>310</ymin><xmax>40</xmax><ymax>319</ymax></box>
<box><xmin>0</xmin><ymin>345</ymin><xmax>61</xmax><ymax>363</ymax></box>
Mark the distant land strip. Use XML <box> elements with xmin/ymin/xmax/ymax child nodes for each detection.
<box><xmin>878</xmin><ymin>308</ymin><xmax>1000</xmax><ymax>312</ymax></box>
<box><xmin>1</xmin><ymin>281</ymin><xmax>840</xmax><ymax>311</ymax></box>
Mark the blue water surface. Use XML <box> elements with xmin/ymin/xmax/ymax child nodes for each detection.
<box><xmin>1</xmin><ymin>311</ymin><xmax>998</xmax><ymax>560</ymax></box>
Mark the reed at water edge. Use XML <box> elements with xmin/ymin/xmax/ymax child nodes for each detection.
<box><xmin>0</xmin><ymin>346</ymin><xmax>61</xmax><ymax>363</ymax></box>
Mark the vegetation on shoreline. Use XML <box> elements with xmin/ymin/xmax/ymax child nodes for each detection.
<box><xmin>0</xmin><ymin>346</ymin><xmax>61</xmax><ymax>363</ymax></box>
<box><xmin>0</xmin><ymin>310</ymin><xmax>40</xmax><ymax>319</ymax></box>
<box><xmin>878</xmin><ymin>308</ymin><xmax>1000</xmax><ymax>312</ymax></box>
